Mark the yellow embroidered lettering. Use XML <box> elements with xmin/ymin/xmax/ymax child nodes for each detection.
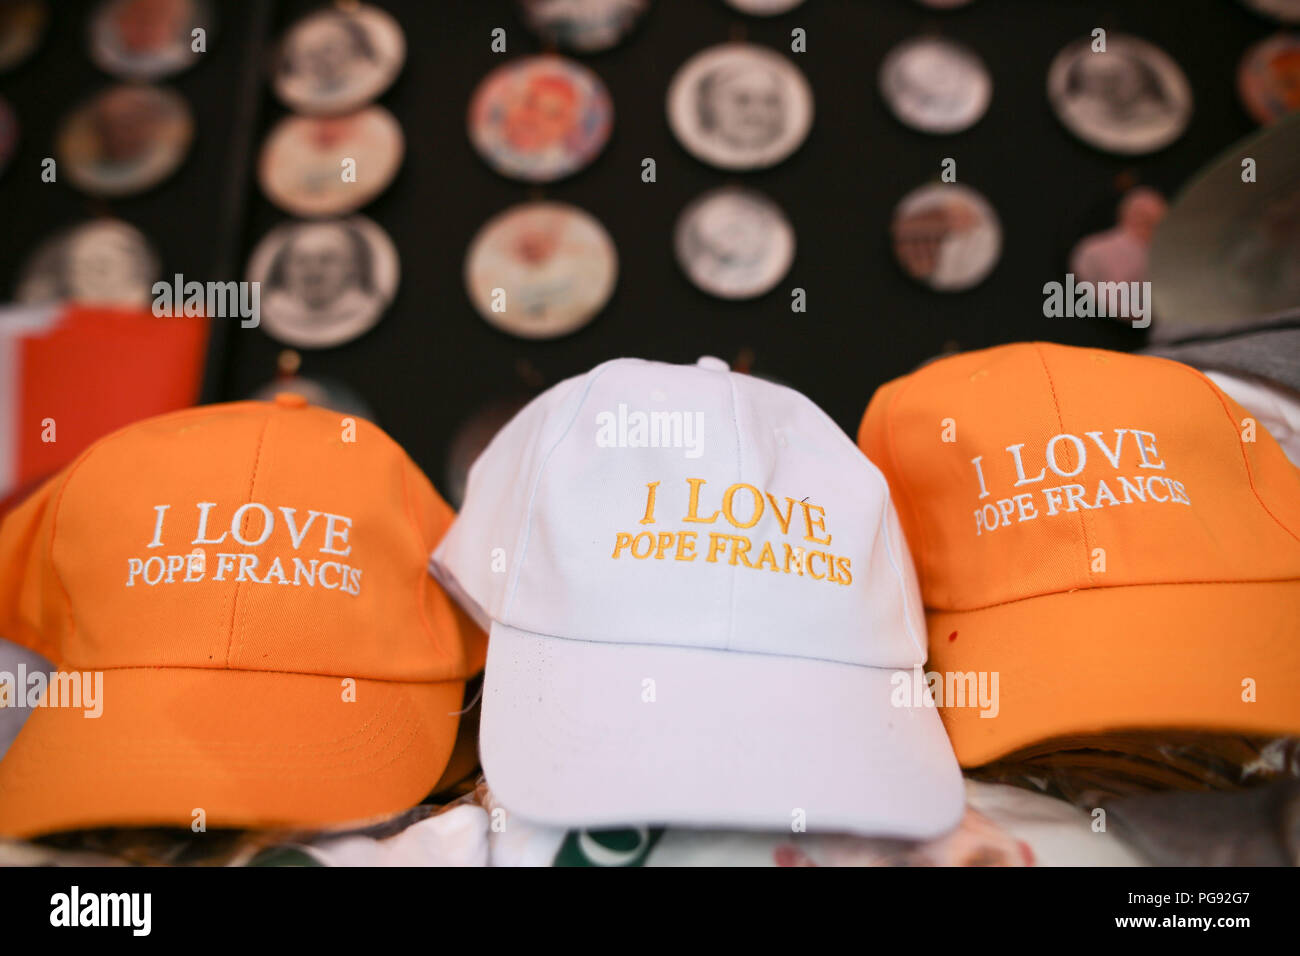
<box><xmin>675</xmin><ymin>531</ymin><xmax>698</xmax><ymax>561</ymax></box>
<box><xmin>640</xmin><ymin>481</ymin><xmax>660</xmax><ymax>525</ymax></box>
<box><xmin>706</xmin><ymin>532</ymin><xmax>730</xmax><ymax>562</ymax></box>
<box><xmin>721</xmin><ymin>483</ymin><xmax>763</xmax><ymax>529</ymax></box>
<box><xmin>798</xmin><ymin>501</ymin><xmax>832</xmax><ymax>545</ymax></box>
<box><xmin>683</xmin><ymin>478</ymin><xmax>720</xmax><ymax>524</ymax></box>
<box><xmin>765</xmin><ymin>493</ymin><xmax>797</xmax><ymax>534</ymax></box>
<box><xmin>612</xmin><ymin>532</ymin><xmax>633</xmax><ymax>558</ymax></box>
<box><xmin>728</xmin><ymin>535</ymin><xmax>755</xmax><ymax>567</ymax></box>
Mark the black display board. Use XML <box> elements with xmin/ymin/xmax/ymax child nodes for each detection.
<box><xmin>0</xmin><ymin>0</ymin><xmax>1276</xmax><ymax>502</ymax></box>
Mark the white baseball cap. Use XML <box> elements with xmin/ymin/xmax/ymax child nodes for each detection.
<box><xmin>432</xmin><ymin>357</ymin><xmax>963</xmax><ymax>837</ymax></box>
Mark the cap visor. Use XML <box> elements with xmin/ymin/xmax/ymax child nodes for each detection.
<box><xmin>0</xmin><ymin>668</ymin><xmax>464</xmax><ymax>838</ymax></box>
<box><xmin>928</xmin><ymin>579</ymin><xmax>1300</xmax><ymax>767</ymax></box>
<box><xmin>480</xmin><ymin>622</ymin><xmax>964</xmax><ymax>839</ymax></box>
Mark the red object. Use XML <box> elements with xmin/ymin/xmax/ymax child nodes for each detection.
<box><xmin>0</xmin><ymin>304</ymin><xmax>208</xmax><ymax>516</ymax></box>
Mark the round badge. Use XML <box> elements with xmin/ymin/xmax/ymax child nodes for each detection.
<box><xmin>257</xmin><ymin>106</ymin><xmax>404</xmax><ymax>217</ymax></box>
<box><xmin>0</xmin><ymin>94</ymin><xmax>16</xmax><ymax>178</ymax></box>
<box><xmin>15</xmin><ymin>218</ymin><xmax>160</xmax><ymax>308</ymax></box>
<box><xmin>667</xmin><ymin>42</ymin><xmax>813</xmax><ymax>171</ymax></box>
<box><xmin>56</xmin><ymin>84</ymin><xmax>194</xmax><ymax>197</ymax></box>
<box><xmin>1238</xmin><ymin>33</ymin><xmax>1300</xmax><ymax>124</ymax></box>
<box><xmin>0</xmin><ymin>0</ymin><xmax>48</xmax><ymax>73</ymax></box>
<box><xmin>1047</xmin><ymin>34</ymin><xmax>1193</xmax><ymax>155</ymax></box>
<box><xmin>464</xmin><ymin>201</ymin><xmax>618</xmax><ymax>339</ymax></box>
<box><xmin>251</xmin><ymin>375</ymin><xmax>377</xmax><ymax>421</ymax></box>
<box><xmin>88</xmin><ymin>0</ymin><xmax>212</xmax><ymax>81</ymax></box>
<box><xmin>1068</xmin><ymin>186</ymin><xmax>1167</xmax><ymax>288</ymax></box>
<box><xmin>723</xmin><ymin>0</ymin><xmax>806</xmax><ymax>14</ymax></box>
<box><xmin>518</xmin><ymin>0</ymin><xmax>648</xmax><ymax>54</ymax></box>
<box><xmin>891</xmin><ymin>182</ymin><xmax>1001</xmax><ymax>292</ymax></box>
<box><xmin>674</xmin><ymin>186</ymin><xmax>795</xmax><ymax>300</ymax></box>
<box><xmin>467</xmin><ymin>55</ymin><xmax>612</xmax><ymax>182</ymax></box>
<box><xmin>246</xmin><ymin>215</ymin><xmax>400</xmax><ymax>349</ymax></box>
<box><xmin>1240</xmin><ymin>0</ymin><xmax>1300</xmax><ymax>23</ymax></box>
<box><xmin>880</xmin><ymin>36</ymin><xmax>992</xmax><ymax>134</ymax></box>
<box><xmin>272</xmin><ymin>3</ymin><xmax>405</xmax><ymax>115</ymax></box>
<box><xmin>445</xmin><ymin>397</ymin><xmax>530</xmax><ymax>509</ymax></box>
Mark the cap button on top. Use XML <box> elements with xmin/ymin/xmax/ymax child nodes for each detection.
<box><xmin>275</xmin><ymin>392</ymin><xmax>308</xmax><ymax>409</ymax></box>
<box><xmin>696</xmin><ymin>356</ymin><xmax>729</xmax><ymax>372</ymax></box>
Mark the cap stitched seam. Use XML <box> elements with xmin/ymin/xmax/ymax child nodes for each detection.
<box><xmin>225</xmin><ymin>411</ymin><xmax>273</xmax><ymax>667</ymax></box>
<box><xmin>503</xmin><ymin>359</ymin><xmax>628</xmax><ymax>621</ymax></box>
<box><xmin>490</xmin><ymin>621</ymin><xmax>914</xmax><ymax>669</ymax></box>
<box><xmin>723</xmin><ymin>366</ymin><xmax>742</xmax><ymax>652</ymax></box>
<box><xmin>1032</xmin><ymin>343</ymin><xmax>1095</xmax><ymax>587</ymax></box>
<box><xmin>924</xmin><ymin>574</ymin><xmax>1300</xmax><ymax>614</ymax></box>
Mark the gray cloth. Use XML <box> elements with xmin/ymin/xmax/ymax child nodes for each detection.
<box><xmin>1144</xmin><ymin>326</ymin><xmax>1300</xmax><ymax>395</ymax></box>
<box><xmin>1104</xmin><ymin>780</ymin><xmax>1300</xmax><ymax>866</ymax></box>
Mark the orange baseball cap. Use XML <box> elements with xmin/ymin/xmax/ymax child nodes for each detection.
<box><xmin>0</xmin><ymin>394</ymin><xmax>485</xmax><ymax>837</ymax></box>
<box><xmin>859</xmin><ymin>343</ymin><xmax>1300</xmax><ymax>767</ymax></box>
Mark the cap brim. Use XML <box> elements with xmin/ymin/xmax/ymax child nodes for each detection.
<box><xmin>928</xmin><ymin>579</ymin><xmax>1300</xmax><ymax>767</ymax></box>
<box><xmin>480</xmin><ymin>622</ymin><xmax>965</xmax><ymax>839</ymax></box>
<box><xmin>0</xmin><ymin>668</ymin><xmax>465</xmax><ymax>838</ymax></box>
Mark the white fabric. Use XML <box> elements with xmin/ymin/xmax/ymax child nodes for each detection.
<box><xmin>298</xmin><ymin>805</ymin><xmax>490</xmax><ymax>867</ymax></box>
<box><xmin>1206</xmin><ymin>371</ymin><xmax>1300</xmax><ymax>467</ymax></box>
<box><xmin>482</xmin><ymin>621</ymin><xmax>964</xmax><ymax>837</ymax></box>
<box><xmin>434</xmin><ymin>356</ymin><xmax>962</xmax><ymax>838</ymax></box>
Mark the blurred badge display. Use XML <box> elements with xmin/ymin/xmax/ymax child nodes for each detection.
<box><xmin>257</xmin><ymin>105</ymin><xmax>404</xmax><ymax>217</ymax></box>
<box><xmin>15</xmin><ymin>218</ymin><xmax>160</xmax><ymax>309</ymax></box>
<box><xmin>468</xmin><ymin>55</ymin><xmax>613</xmax><ymax>182</ymax></box>
<box><xmin>0</xmin><ymin>0</ymin><xmax>47</xmax><ymax>73</ymax></box>
<box><xmin>518</xmin><ymin>0</ymin><xmax>648</xmax><ymax>54</ymax></box>
<box><xmin>89</xmin><ymin>0</ymin><xmax>212</xmax><ymax>81</ymax></box>
<box><xmin>1149</xmin><ymin>114</ymin><xmax>1300</xmax><ymax>340</ymax></box>
<box><xmin>1240</xmin><ymin>0</ymin><xmax>1300</xmax><ymax>23</ymax></box>
<box><xmin>272</xmin><ymin>2</ymin><xmax>405</xmax><ymax>115</ymax></box>
<box><xmin>723</xmin><ymin>0</ymin><xmax>806</xmax><ymax>15</ymax></box>
<box><xmin>674</xmin><ymin>186</ymin><xmax>795</xmax><ymax>300</ymax></box>
<box><xmin>246</xmin><ymin>215</ymin><xmax>400</xmax><ymax>349</ymax></box>
<box><xmin>667</xmin><ymin>42</ymin><xmax>812</xmax><ymax>170</ymax></box>
<box><xmin>0</xmin><ymin>93</ymin><xmax>16</xmax><ymax>177</ymax></box>
<box><xmin>880</xmin><ymin>35</ymin><xmax>992</xmax><ymax>134</ymax></box>
<box><xmin>56</xmin><ymin>84</ymin><xmax>194</xmax><ymax>197</ymax></box>
<box><xmin>464</xmin><ymin>201</ymin><xmax>618</xmax><ymax>339</ymax></box>
<box><xmin>1237</xmin><ymin>33</ymin><xmax>1300</xmax><ymax>124</ymax></box>
<box><xmin>891</xmin><ymin>182</ymin><xmax>1001</xmax><ymax>292</ymax></box>
<box><xmin>1069</xmin><ymin>186</ymin><xmax>1167</xmax><ymax>288</ymax></box>
<box><xmin>445</xmin><ymin>396</ymin><xmax>531</xmax><ymax>509</ymax></box>
<box><xmin>1047</xmin><ymin>34</ymin><xmax>1193</xmax><ymax>155</ymax></box>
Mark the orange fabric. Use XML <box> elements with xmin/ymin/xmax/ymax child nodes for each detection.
<box><xmin>0</xmin><ymin>396</ymin><xmax>485</xmax><ymax>836</ymax></box>
<box><xmin>859</xmin><ymin>343</ymin><xmax>1300</xmax><ymax>765</ymax></box>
